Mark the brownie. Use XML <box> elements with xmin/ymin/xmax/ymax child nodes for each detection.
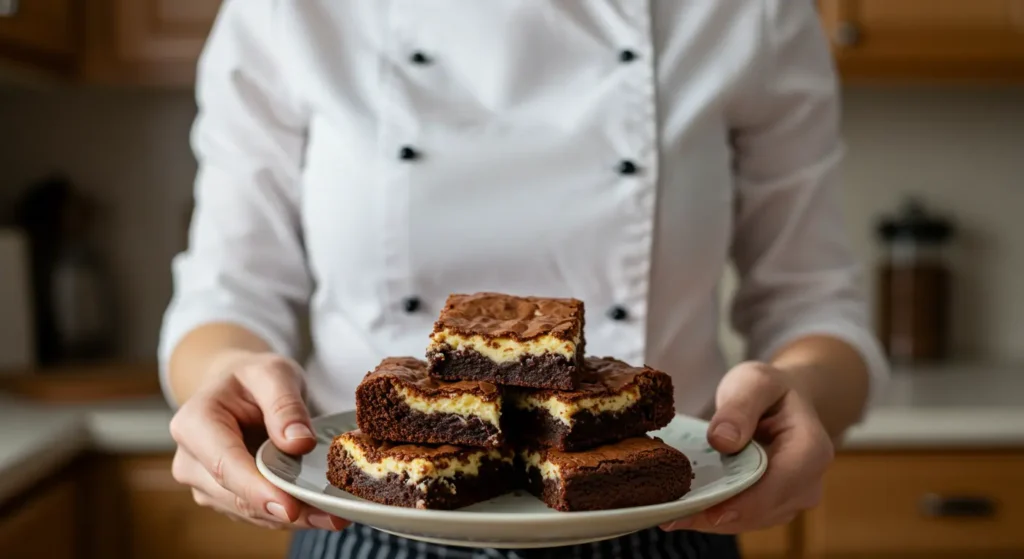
<box><xmin>327</xmin><ymin>430</ymin><xmax>516</xmax><ymax>510</ymax></box>
<box><xmin>518</xmin><ymin>437</ymin><xmax>693</xmax><ymax>512</ymax></box>
<box><xmin>505</xmin><ymin>357</ymin><xmax>675</xmax><ymax>451</ymax></box>
<box><xmin>356</xmin><ymin>357</ymin><xmax>505</xmax><ymax>447</ymax></box>
<box><xmin>426</xmin><ymin>292</ymin><xmax>585</xmax><ymax>390</ymax></box>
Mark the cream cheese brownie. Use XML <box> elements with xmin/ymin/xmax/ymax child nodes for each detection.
<box><xmin>505</xmin><ymin>357</ymin><xmax>675</xmax><ymax>451</ymax></box>
<box><xmin>519</xmin><ymin>437</ymin><xmax>693</xmax><ymax>512</ymax></box>
<box><xmin>327</xmin><ymin>430</ymin><xmax>515</xmax><ymax>510</ymax></box>
<box><xmin>356</xmin><ymin>357</ymin><xmax>505</xmax><ymax>447</ymax></box>
<box><xmin>427</xmin><ymin>292</ymin><xmax>585</xmax><ymax>390</ymax></box>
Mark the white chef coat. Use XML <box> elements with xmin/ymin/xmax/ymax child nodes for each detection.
<box><xmin>158</xmin><ymin>0</ymin><xmax>889</xmax><ymax>417</ymax></box>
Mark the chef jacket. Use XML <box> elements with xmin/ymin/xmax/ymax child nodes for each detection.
<box><xmin>159</xmin><ymin>0</ymin><xmax>890</xmax><ymax>417</ymax></box>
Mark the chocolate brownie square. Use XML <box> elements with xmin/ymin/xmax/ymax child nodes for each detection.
<box><xmin>327</xmin><ymin>430</ymin><xmax>516</xmax><ymax>510</ymax></box>
<box><xmin>519</xmin><ymin>436</ymin><xmax>693</xmax><ymax>512</ymax></box>
<box><xmin>356</xmin><ymin>357</ymin><xmax>505</xmax><ymax>447</ymax></box>
<box><xmin>427</xmin><ymin>292</ymin><xmax>585</xmax><ymax>390</ymax></box>
<box><xmin>505</xmin><ymin>357</ymin><xmax>675</xmax><ymax>451</ymax></box>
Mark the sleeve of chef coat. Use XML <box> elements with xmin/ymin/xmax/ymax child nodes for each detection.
<box><xmin>726</xmin><ymin>0</ymin><xmax>890</xmax><ymax>411</ymax></box>
<box><xmin>157</xmin><ymin>0</ymin><xmax>311</xmax><ymax>404</ymax></box>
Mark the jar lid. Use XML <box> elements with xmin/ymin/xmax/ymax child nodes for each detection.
<box><xmin>876</xmin><ymin>198</ymin><xmax>954</xmax><ymax>244</ymax></box>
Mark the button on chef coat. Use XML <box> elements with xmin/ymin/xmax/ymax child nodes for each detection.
<box><xmin>159</xmin><ymin>0</ymin><xmax>890</xmax><ymax>416</ymax></box>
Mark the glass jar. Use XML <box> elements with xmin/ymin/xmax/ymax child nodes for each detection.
<box><xmin>875</xmin><ymin>198</ymin><xmax>954</xmax><ymax>364</ymax></box>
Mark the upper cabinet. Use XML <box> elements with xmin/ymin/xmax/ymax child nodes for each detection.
<box><xmin>0</xmin><ymin>0</ymin><xmax>77</xmax><ymax>77</ymax></box>
<box><xmin>819</xmin><ymin>0</ymin><xmax>1024</xmax><ymax>82</ymax></box>
<box><xmin>3</xmin><ymin>1</ymin><xmax>1024</xmax><ymax>86</ymax></box>
<box><xmin>84</xmin><ymin>0</ymin><xmax>221</xmax><ymax>86</ymax></box>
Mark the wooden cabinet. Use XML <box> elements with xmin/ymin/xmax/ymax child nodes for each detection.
<box><xmin>84</xmin><ymin>0</ymin><xmax>221</xmax><ymax>86</ymax></box>
<box><xmin>819</xmin><ymin>0</ymin><xmax>1024</xmax><ymax>82</ymax></box>
<box><xmin>0</xmin><ymin>0</ymin><xmax>77</xmax><ymax>76</ymax></box>
<box><xmin>805</xmin><ymin>451</ymin><xmax>1024</xmax><ymax>558</ymax></box>
<box><xmin>0</xmin><ymin>479</ymin><xmax>78</xmax><ymax>559</ymax></box>
<box><xmin>739</xmin><ymin>524</ymin><xmax>794</xmax><ymax>559</ymax></box>
<box><xmin>114</xmin><ymin>455</ymin><xmax>291</xmax><ymax>559</ymax></box>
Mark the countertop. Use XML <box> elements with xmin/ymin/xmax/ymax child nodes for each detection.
<box><xmin>1</xmin><ymin>362</ymin><xmax>1022</xmax><ymax>503</ymax></box>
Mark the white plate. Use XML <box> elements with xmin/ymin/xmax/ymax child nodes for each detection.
<box><xmin>257</xmin><ymin>411</ymin><xmax>767</xmax><ymax>549</ymax></box>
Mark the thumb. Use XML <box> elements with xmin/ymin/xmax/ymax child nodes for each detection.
<box><xmin>708</xmin><ymin>362</ymin><xmax>788</xmax><ymax>454</ymax></box>
<box><xmin>237</xmin><ymin>357</ymin><xmax>317</xmax><ymax>455</ymax></box>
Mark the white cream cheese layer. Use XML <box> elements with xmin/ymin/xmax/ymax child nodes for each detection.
<box><xmin>512</xmin><ymin>385</ymin><xmax>641</xmax><ymax>426</ymax></box>
<box><xmin>393</xmin><ymin>382</ymin><xmax>501</xmax><ymax>428</ymax></box>
<box><xmin>339</xmin><ymin>438</ymin><xmax>511</xmax><ymax>486</ymax></box>
<box><xmin>429</xmin><ymin>328</ymin><xmax>578</xmax><ymax>364</ymax></box>
<box><xmin>521</xmin><ymin>450</ymin><xmax>561</xmax><ymax>480</ymax></box>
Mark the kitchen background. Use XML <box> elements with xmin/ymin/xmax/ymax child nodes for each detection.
<box><xmin>1</xmin><ymin>2</ymin><xmax>1023</xmax><ymax>559</ymax></box>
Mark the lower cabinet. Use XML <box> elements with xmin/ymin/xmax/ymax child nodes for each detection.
<box><xmin>83</xmin><ymin>454</ymin><xmax>291</xmax><ymax>559</ymax></box>
<box><xmin>8</xmin><ymin>450</ymin><xmax>1016</xmax><ymax>559</ymax></box>
<box><xmin>805</xmin><ymin>451</ymin><xmax>1024</xmax><ymax>559</ymax></box>
<box><xmin>0</xmin><ymin>478</ymin><xmax>78</xmax><ymax>559</ymax></box>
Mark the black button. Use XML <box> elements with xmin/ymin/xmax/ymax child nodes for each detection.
<box><xmin>399</xmin><ymin>146</ymin><xmax>419</xmax><ymax>161</ymax></box>
<box><xmin>619</xmin><ymin>49</ymin><xmax>637</xmax><ymax>63</ymax></box>
<box><xmin>403</xmin><ymin>297</ymin><xmax>421</xmax><ymax>313</ymax></box>
<box><xmin>410</xmin><ymin>51</ymin><xmax>430</xmax><ymax>65</ymax></box>
<box><xmin>617</xmin><ymin>160</ymin><xmax>638</xmax><ymax>175</ymax></box>
<box><xmin>608</xmin><ymin>306</ymin><xmax>628</xmax><ymax>321</ymax></box>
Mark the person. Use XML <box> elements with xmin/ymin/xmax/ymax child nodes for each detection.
<box><xmin>159</xmin><ymin>1</ymin><xmax>889</xmax><ymax>558</ymax></box>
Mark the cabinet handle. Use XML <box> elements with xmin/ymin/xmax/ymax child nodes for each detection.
<box><xmin>833</xmin><ymin>21</ymin><xmax>860</xmax><ymax>47</ymax></box>
<box><xmin>0</xmin><ymin>0</ymin><xmax>17</xmax><ymax>17</ymax></box>
<box><xmin>919</xmin><ymin>493</ymin><xmax>997</xmax><ymax>518</ymax></box>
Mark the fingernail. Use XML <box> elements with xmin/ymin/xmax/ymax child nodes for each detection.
<box><xmin>266</xmin><ymin>502</ymin><xmax>290</xmax><ymax>522</ymax></box>
<box><xmin>713</xmin><ymin>510</ymin><xmax>739</xmax><ymax>526</ymax></box>
<box><xmin>712</xmin><ymin>423</ymin><xmax>740</xmax><ymax>444</ymax></box>
<box><xmin>285</xmin><ymin>423</ymin><xmax>314</xmax><ymax>441</ymax></box>
<box><xmin>309</xmin><ymin>513</ymin><xmax>337</xmax><ymax>531</ymax></box>
<box><xmin>661</xmin><ymin>517</ymin><xmax>693</xmax><ymax>531</ymax></box>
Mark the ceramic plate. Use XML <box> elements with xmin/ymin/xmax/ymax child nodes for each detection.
<box><xmin>257</xmin><ymin>411</ymin><xmax>767</xmax><ymax>549</ymax></box>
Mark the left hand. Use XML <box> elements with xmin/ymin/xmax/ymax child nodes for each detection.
<box><xmin>661</xmin><ymin>361</ymin><xmax>835</xmax><ymax>533</ymax></box>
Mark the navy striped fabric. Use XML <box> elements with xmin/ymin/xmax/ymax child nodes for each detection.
<box><xmin>287</xmin><ymin>525</ymin><xmax>741</xmax><ymax>559</ymax></box>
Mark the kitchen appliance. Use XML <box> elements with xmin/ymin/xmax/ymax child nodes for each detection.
<box><xmin>14</xmin><ymin>175</ymin><xmax>116</xmax><ymax>365</ymax></box>
<box><xmin>876</xmin><ymin>197</ymin><xmax>955</xmax><ymax>364</ymax></box>
<box><xmin>0</xmin><ymin>228</ymin><xmax>35</xmax><ymax>373</ymax></box>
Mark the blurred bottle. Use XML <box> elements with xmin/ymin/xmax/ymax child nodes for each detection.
<box><xmin>875</xmin><ymin>197</ymin><xmax>954</xmax><ymax>365</ymax></box>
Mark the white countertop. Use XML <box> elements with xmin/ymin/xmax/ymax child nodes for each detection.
<box><xmin>0</xmin><ymin>394</ymin><xmax>174</xmax><ymax>503</ymax></box>
<box><xmin>0</xmin><ymin>362</ymin><xmax>1022</xmax><ymax>503</ymax></box>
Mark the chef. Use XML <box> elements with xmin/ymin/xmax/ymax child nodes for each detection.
<box><xmin>159</xmin><ymin>1</ymin><xmax>889</xmax><ymax>558</ymax></box>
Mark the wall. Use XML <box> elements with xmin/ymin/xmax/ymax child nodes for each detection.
<box><xmin>1</xmin><ymin>86</ymin><xmax>1022</xmax><ymax>363</ymax></box>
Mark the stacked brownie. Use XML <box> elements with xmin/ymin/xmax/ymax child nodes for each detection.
<box><xmin>327</xmin><ymin>292</ymin><xmax>693</xmax><ymax>512</ymax></box>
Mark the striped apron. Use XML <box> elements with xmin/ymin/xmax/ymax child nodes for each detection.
<box><xmin>288</xmin><ymin>525</ymin><xmax>741</xmax><ymax>559</ymax></box>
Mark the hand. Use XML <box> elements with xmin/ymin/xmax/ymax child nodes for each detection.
<box><xmin>661</xmin><ymin>361</ymin><xmax>834</xmax><ymax>533</ymax></box>
<box><xmin>169</xmin><ymin>353</ymin><xmax>349</xmax><ymax>531</ymax></box>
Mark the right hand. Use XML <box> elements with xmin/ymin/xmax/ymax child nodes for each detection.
<box><xmin>169</xmin><ymin>352</ymin><xmax>349</xmax><ymax>531</ymax></box>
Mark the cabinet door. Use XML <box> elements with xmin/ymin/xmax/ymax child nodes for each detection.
<box><xmin>114</xmin><ymin>0</ymin><xmax>220</xmax><ymax>65</ymax></box>
<box><xmin>0</xmin><ymin>479</ymin><xmax>78</xmax><ymax>559</ymax></box>
<box><xmin>819</xmin><ymin>0</ymin><xmax>1024</xmax><ymax>81</ymax></box>
<box><xmin>84</xmin><ymin>0</ymin><xmax>221</xmax><ymax>86</ymax></box>
<box><xmin>805</xmin><ymin>451</ymin><xmax>1024</xmax><ymax>558</ymax></box>
<box><xmin>0</xmin><ymin>0</ymin><xmax>75</xmax><ymax>74</ymax></box>
<box><xmin>738</xmin><ymin>524</ymin><xmax>792</xmax><ymax>559</ymax></box>
<box><xmin>120</xmin><ymin>455</ymin><xmax>291</xmax><ymax>559</ymax></box>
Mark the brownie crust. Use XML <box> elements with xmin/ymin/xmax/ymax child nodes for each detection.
<box><xmin>428</xmin><ymin>348</ymin><xmax>581</xmax><ymax>391</ymax></box>
<box><xmin>431</xmin><ymin>292</ymin><xmax>584</xmax><ymax>342</ymax></box>
<box><xmin>327</xmin><ymin>437</ymin><xmax>515</xmax><ymax>510</ymax></box>
<box><xmin>356</xmin><ymin>357</ymin><xmax>504</xmax><ymax>447</ymax></box>
<box><xmin>520</xmin><ymin>437</ymin><xmax>693</xmax><ymax>512</ymax></box>
<box><xmin>506</xmin><ymin>357</ymin><xmax>675</xmax><ymax>450</ymax></box>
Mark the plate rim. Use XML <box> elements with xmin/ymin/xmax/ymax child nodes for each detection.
<box><xmin>256</xmin><ymin>410</ymin><xmax>768</xmax><ymax>524</ymax></box>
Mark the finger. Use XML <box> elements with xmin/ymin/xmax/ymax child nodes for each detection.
<box><xmin>236</xmin><ymin>358</ymin><xmax>317</xmax><ymax>456</ymax></box>
<box><xmin>709</xmin><ymin>362</ymin><xmax>789</xmax><ymax>454</ymax></box>
<box><xmin>684</xmin><ymin>420</ymin><xmax>828</xmax><ymax>533</ymax></box>
<box><xmin>171</xmin><ymin>398</ymin><xmax>306</xmax><ymax>523</ymax></box>
<box><xmin>177</xmin><ymin>447</ymin><xmax>348</xmax><ymax>531</ymax></box>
